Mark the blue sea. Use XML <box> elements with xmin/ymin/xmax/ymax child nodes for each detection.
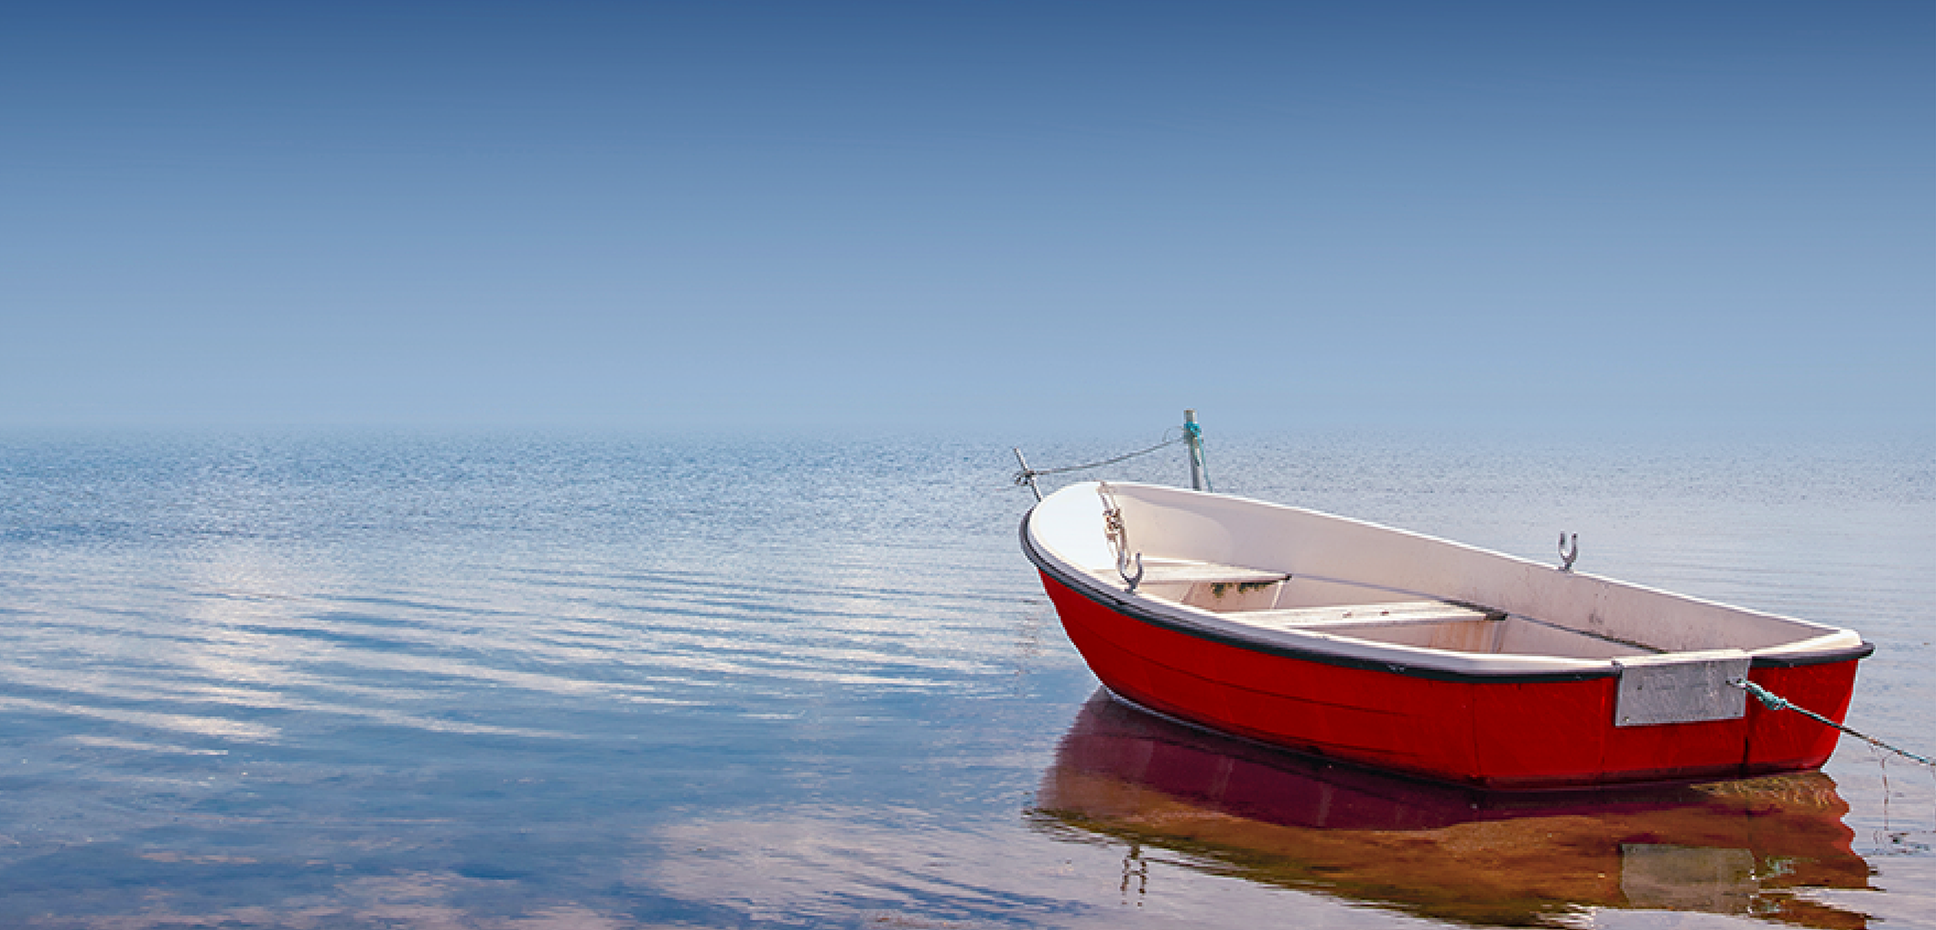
<box><xmin>1</xmin><ymin>429</ymin><xmax>1931</xmax><ymax>929</ymax></box>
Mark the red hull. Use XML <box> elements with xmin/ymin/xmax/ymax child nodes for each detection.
<box><xmin>1042</xmin><ymin>571</ymin><xmax>1859</xmax><ymax>790</ymax></box>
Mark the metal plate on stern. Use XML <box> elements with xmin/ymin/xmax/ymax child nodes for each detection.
<box><xmin>1613</xmin><ymin>650</ymin><xmax>1751</xmax><ymax>727</ymax></box>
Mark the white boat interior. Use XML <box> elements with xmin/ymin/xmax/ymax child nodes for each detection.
<box><xmin>1029</xmin><ymin>481</ymin><xmax>1865</xmax><ymax>668</ymax></box>
<box><xmin>1131</xmin><ymin>558</ymin><xmax>1658</xmax><ymax>660</ymax></box>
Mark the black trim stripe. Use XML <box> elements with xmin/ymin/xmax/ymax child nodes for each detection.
<box><xmin>1751</xmin><ymin>643</ymin><xmax>1875</xmax><ymax>668</ymax></box>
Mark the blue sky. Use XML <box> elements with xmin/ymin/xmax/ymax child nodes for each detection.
<box><xmin>4</xmin><ymin>2</ymin><xmax>1931</xmax><ymax>437</ymax></box>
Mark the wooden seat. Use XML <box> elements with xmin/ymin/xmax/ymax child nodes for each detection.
<box><xmin>1228</xmin><ymin>600</ymin><xmax>1497</xmax><ymax>632</ymax></box>
<box><xmin>1135</xmin><ymin>559</ymin><xmax>1291</xmax><ymax>586</ymax></box>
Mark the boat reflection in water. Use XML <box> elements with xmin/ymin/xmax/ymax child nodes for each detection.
<box><xmin>1032</xmin><ymin>693</ymin><xmax>1873</xmax><ymax>928</ymax></box>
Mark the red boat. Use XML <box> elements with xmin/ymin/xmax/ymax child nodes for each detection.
<box><xmin>1021</xmin><ymin>479</ymin><xmax>1872</xmax><ymax>790</ymax></box>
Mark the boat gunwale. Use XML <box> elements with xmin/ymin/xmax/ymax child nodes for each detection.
<box><xmin>1020</xmin><ymin>489</ymin><xmax>1874</xmax><ymax>684</ymax></box>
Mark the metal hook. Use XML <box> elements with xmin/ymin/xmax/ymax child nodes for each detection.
<box><xmin>1119</xmin><ymin>550</ymin><xmax>1145</xmax><ymax>592</ymax></box>
<box><xmin>1558</xmin><ymin>532</ymin><xmax>1579</xmax><ymax>572</ymax></box>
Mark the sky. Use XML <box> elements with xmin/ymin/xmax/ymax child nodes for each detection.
<box><xmin>4</xmin><ymin>2</ymin><xmax>1931</xmax><ymax>438</ymax></box>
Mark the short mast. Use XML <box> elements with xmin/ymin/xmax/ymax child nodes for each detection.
<box><xmin>1184</xmin><ymin>409</ymin><xmax>1210</xmax><ymax>493</ymax></box>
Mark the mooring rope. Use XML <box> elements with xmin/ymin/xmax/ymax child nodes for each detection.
<box><xmin>1012</xmin><ymin>431</ymin><xmax>1184</xmax><ymax>487</ymax></box>
<box><xmin>1732</xmin><ymin>678</ymin><xmax>1933</xmax><ymax>766</ymax></box>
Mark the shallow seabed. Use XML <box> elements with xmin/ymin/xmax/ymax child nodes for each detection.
<box><xmin>0</xmin><ymin>430</ymin><xmax>1930</xmax><ymax>929</ymax></box>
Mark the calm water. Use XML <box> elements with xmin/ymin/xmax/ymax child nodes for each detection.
<box><xmin>0</xmin><ymin>430</ymin><xmax>1930</xmax><ymax>929</ymax></box>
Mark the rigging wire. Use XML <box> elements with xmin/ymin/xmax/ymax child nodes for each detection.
<box><xmin>1012</xmin><ymin>430</ymin><xmax>1185</xmax><ymax>487</ymax></box>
